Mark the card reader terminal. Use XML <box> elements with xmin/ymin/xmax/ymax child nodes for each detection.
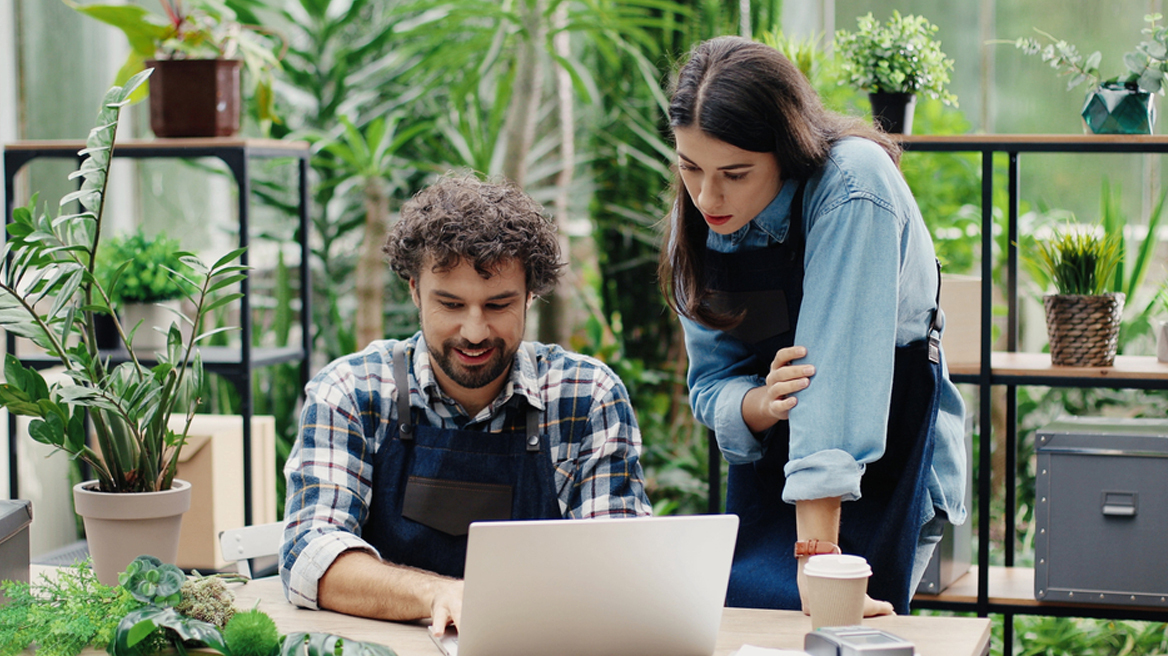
<box><xmin>803</xmin><ymin>626</ymin><xmax>915</xmax><ymax>656</ymax></box>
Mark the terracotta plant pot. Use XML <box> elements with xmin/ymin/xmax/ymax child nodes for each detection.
<box><xmin>146</xmin><ymin>59</ymin><xmax>242</xmax><ymax>138</ymax></box>
<box><xmin>868</xmin><ymin>92</ymin><xmax>918</xmax><ymax>134</ymax></box>
<box><xmin>73</xmin><ymin>478</ymin><xmax>192</xmax><ymax>585</ymax></box>
<box><xmin>1042</xmin><ymin>292</ymin><xmax>1125</xmax><ymax>367</ymax></box>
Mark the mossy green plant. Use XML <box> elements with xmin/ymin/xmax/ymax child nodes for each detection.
<box><xmin>222</xmin><ymin>607</ymin><xmax>280</xmax><ymax>656</ymax></box>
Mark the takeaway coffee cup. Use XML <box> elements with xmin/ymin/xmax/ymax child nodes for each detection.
<box><xmin>803</xmin><ymin>553</ymin><xmax>872</xmax><ymax>629</ymax></box>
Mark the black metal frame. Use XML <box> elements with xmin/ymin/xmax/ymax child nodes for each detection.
<box><xmin>3</xmin><ymin>139</ymin><xmax>312</xmax><ymax>525</ymax></box>
<box><xmin>899</xmin><ymin>135</ymin><xmax>1168</xmax><ymax>647</ymax></box>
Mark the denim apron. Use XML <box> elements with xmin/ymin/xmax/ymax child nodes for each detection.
<box><xmin>705</xmin><ymin>182</ymin><xmax>944</xmax><ymax>614</ymax></box>
<box><xmin>363</xmin><ymin>341</ymin><xmax>562</xmax><ymax>578</ymax></box>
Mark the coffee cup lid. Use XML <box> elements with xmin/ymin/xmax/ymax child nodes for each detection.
<box><xmin>803</xmin><ymin>554</ymin><xmax>872</xmax><ymax>579</ymax></box>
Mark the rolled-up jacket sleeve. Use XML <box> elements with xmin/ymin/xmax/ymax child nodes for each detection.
<box><xmin>782</xmin><ymin>194</ymin><xmax>901</xmax><ymax>503</ymax></box>
<box><xmin>682</xmin><ymin>315</ymin><xmax>768</xmax><ymax>464</ymax></box>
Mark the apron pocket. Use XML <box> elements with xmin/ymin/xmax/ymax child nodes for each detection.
<box><xmin>402</xmin><ymin>476</ymin><xmax>513</xmax><ymax>536</ymax></box>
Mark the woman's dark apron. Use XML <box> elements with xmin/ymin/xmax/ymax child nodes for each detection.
<box><xmin>704</xmin><ymin>183</ymin><xmax>944</xmax><ymax>614</ymax></box>
<box><xmin>362</xmin><ymin>341</ymin><xmax>561</xmax><ymax>578</ymax></box>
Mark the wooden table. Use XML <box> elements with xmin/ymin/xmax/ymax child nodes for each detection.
<box><xmin>224</xmin><ymin>576</ymin><xmax>990</xmax><ymax>656</ymax></box>
<box><xmin>32</xmin><ymin>564</ymin><xmax>987</xmax><ymax>656</ymax></box>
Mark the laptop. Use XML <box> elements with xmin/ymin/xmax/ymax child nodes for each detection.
<box><xmin>430</xmin><ymin>514</ymin><xmax>739</xmax><ymax>656</ymax></box>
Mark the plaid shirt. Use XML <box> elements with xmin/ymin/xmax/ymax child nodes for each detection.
<box><xmin>280</xmin><ymin>333</ymin><xmax>652</xmax><ymax>608</ymax></box>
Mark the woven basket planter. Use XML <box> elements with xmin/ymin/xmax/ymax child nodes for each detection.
<box><xmin>1043</xmin><ymin>292</ymin><xmax>1125</xmax><ymax>366</ymax></box>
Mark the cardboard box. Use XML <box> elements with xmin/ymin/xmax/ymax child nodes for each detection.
<box><xmin>169</xmin><ymin>415</ymin><xmax>277</xmax><ymax>571</ymax></box>
<box><xmin>939</xmin><ymin>274</ymin><xmax>981</xmax><ymax>366</ymax></box>
<box><xmin>0</xmin><ymin>500</ymin><xmax>32</xmax><ymax>604</ymax></box>
<box><xmin>1034</xmin><ymin>417</ymin><xmax>1168</xmax><ymax>607</ymax></box>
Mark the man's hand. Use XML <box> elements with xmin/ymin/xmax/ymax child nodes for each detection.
<box><xmin>319</xmin><ymin>550</ymin><xmax>465</xmax><ymax>625</ymax></box>
<box><xmin>429</xmin><ymin>580</ymin><xmax>464</xmax><ymax>636</ymax></box>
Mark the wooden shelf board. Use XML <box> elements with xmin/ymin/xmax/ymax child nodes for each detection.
<box><xmin>900</xmin><ymin>134</ymin><xmax>1168</xmax><ymax>146</ymax></box>
<box><xmin>945</xmin><ymin>353</ymin><xmax>1168</xmax><ymax>381</ymax></box>
<box><xmin>5</xmin><ymin>138</ymin><xmax>308</xmax><ymax>151</ymax></box>
<box><xmin>914</xmin><ymin>566</ymin><xmax>1168</xmax><ymax>614</ymax></box>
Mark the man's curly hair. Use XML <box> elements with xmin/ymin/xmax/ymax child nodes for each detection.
<box><xmin>384</xmin><ymin>174</ymin><xmax>563</xmax><ymax>296</ymax></box>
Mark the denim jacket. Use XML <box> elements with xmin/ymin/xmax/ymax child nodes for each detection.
<box><xmin>682</xmin><ymin>137</ymin><xmax>967</xmax><ymax>526</ymax></box>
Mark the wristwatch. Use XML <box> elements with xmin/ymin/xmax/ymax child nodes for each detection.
<box><xmin>793</xmin><ymin>539</ymin><xmax>842</xmax><ymax>559</ymax></box>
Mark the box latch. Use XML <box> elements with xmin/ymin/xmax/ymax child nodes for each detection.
<box><xmin>1101</xmin><ymin>491</ymin><xmax>1138</xmax><ymax>517</ymax></box>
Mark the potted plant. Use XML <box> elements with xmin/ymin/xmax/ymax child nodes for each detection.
<box><xmin>65</xmin><ymin>0</ymin><xmax>282</xmax><ymax>137</ymax></box>
<box><xmin>1006</xmin><ymin>14</ymin><xmax>1168</xmax><ymax>134</ymax></box>
<box><xmin>1027</xmin><ymin>221</ymin><xmax>1125</xmax><ymax>366</ymax></box>
<box><xmin>0</xmin><ymin>70</ymin><xmax>248</xmax><ymax>584</ymax></box>
<box><xmin>834</xmin><ymin>11</ymin><xmax>958</xmax><ymax>134</ymax></box>
<box><xmin>95</xmin><ymin>229</ymin><xmax>196</xmax><ymax>352</ymax></box>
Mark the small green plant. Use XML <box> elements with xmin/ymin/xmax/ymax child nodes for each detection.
<box><xmin>1029</xmin><ymin>221</ymin><xmax>1123</xmax><ymax>296</ymax></box>
<box><xmin>834</xmin><ymin>11</ymin><xmax>958</xmax><ymax>106</ymax></box>
<box><xmin>1007</xmin><ymin>14</ymin><xmax>1168</xmax><ymax>93</ymax></box>
<box><xmin>223</xmin><ymin>607</ymin><xmax>280</xmax><ymax>656</ymax></box>
<box><xmin>96</xmin><ymin>229</ymin><xmax>194</xmax><ymax>306</ymax></box>
<box><xmin>0</xmin><ymin>560</ymin><xmax>142</xmax><ymax>656</ymax></box>
<box><xmin>175</xmin><ymin>575</ymin><xmax>237</xmax><ymax>627</ymax></box>
<box><xmin>118</xmin><ymin>555</ymin><xmax>186</xmax><ymax>607</ymax></box>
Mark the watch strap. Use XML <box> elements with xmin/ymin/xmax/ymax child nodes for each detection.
<box><xmin>793</xmin><ymin>539</ymin><xmax>842</xmax><ymax>559</ymax></box>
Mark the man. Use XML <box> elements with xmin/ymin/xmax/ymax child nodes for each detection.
<box><xmin>279</xmin><ymin>174</ymin><xmax>651</xmax><ymax>635</ymax></box>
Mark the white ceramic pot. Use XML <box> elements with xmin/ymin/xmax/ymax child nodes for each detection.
<box><xmin>72</xmin><ymin>478</ymin><xmax>192</xmax><ymax>585</ymax></box>
<box><xmin>1157</xmin><ymin>320</ymin><xmax>1168</xmax><ymax>363</ymax></box>
<box><xmin>122</xmin><ymin>300</ymin><xmax>182</xmax><ymax>353</ymax></box>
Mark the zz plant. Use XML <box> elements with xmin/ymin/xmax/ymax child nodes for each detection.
<box><xmin>0</xmin><ymin>70</ymin><xmax>248</xmax><ymax>493</ymax></box>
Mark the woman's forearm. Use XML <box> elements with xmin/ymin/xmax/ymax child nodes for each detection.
<box><xmin>796</xmin><ymin>496</ymin><xmax>841</xmax><ymax>543</ymax></box>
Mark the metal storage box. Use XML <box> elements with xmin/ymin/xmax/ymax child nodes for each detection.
<box><xmin>0</xmin><ymin>500</ymin><xmax>32</xmax><ymax>604</ymax></box>
<box><xmin>1035</xmin><ymin>417</ymin><xmax>1168</xmax><ymax>607</ymax></box>
<box><xmin>916</xmin><ymin>425</ymin><xmax>972</xmax><ymax>595</ymax></box>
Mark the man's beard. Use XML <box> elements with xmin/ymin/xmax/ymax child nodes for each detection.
<box><xmin>430</xmin><ymin>337</ymin><xmax>516</xmax><ymax>390</ymax></box>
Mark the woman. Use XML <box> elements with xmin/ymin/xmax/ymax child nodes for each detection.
<box><xmin>659</xmin><ymin>36</ymin><xmax>967</xmax><ymax>615</ymax></box>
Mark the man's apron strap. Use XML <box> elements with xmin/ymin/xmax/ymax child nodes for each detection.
<box><xmin>393</xmin><ymin>341</ymin><xmax>414</xmax><ymax>440</ymax></box>
<box><xmin>523</xmin><ymin>342</ymin><xmax>541</xmax><ymax>453</ymax></box>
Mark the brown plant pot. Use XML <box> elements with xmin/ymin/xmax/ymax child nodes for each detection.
<box><xmin>73</xmin><ymin>478</ymin><xmax>192</xmax><ymax>585</ymax></box>
<box><xmin>1042</xmin><ymin>292</ymin><xmax>1125</xmax><ymax>367</ymax></box>
<box><xmin>146</xmin><ymin>59</ymin><xmax>241</xmax><ymax>138</ymax></box>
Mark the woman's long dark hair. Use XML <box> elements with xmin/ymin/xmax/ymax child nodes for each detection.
<box><xmin>659</xmin><ymin>35</ymin><xmax>901</xmax><ymax>330</ymax></box>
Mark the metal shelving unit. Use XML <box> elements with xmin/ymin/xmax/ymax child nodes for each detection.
<box><xmin>899</xmin><ymin>134</ymin><xmax>1168</xmax><ymax>647</ymax></box>
<box><xmin>3</xmin><ymin>138</ymin><xmax>312</xmax><ymax>525</ymax></box>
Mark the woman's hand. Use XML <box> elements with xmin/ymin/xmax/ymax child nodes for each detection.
<box><xmin>762</xmin><ymin>345</ymin><xmax>814</xmax><ymax>421</ymax></box>
<box><xmin>742</xmin><ymin>345</ymin><xmax>815</xmax><ymax>433</ymax></box>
